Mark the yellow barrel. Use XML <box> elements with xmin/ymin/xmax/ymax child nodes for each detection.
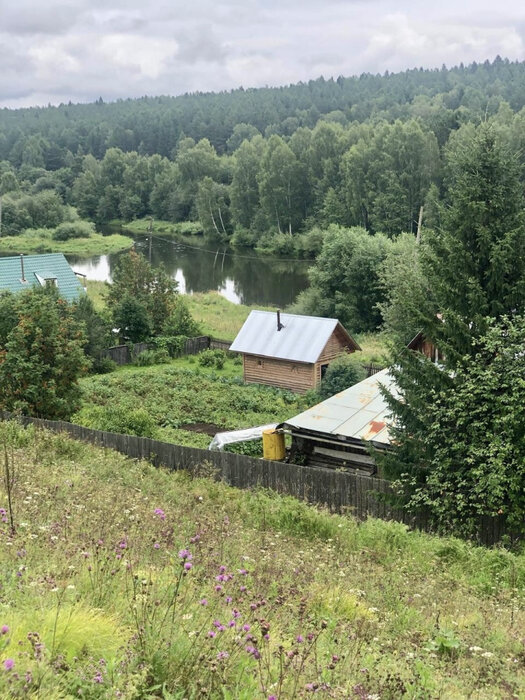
<box><xmin>262</xmin><ymin>429</ymin><xmax>286</xmax><ymax>461</ymax></box>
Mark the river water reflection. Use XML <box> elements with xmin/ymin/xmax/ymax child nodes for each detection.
<box><xmin>67</xmin><ymin>235</ymin><xmax>311</xmax><ymax>307</ymax></box>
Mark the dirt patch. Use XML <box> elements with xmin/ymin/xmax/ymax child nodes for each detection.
<box><xmin>180</xmin><ymin>422</ymin><xmax>226</xmax><ymax>436</ymax></box>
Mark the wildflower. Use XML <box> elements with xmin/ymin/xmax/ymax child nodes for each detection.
<box><xmin>216</xmin><ymin>651</ymin><xmax>229</xmax><ymax>660</ymax></box>
<box><xmin>184</xmin><ymin>562</ymin><xmax>192</xmax><ymax>571</ymax></box>
<box><xmin>215</xmin><ymin>585</ymin><xmax>223</xmax><ymax>592</ymax></box>
<box><xmin>263</xmin><ymin>633</ymin><xmax>270</xmax><ymax>641</ymax></box>
<box><xmin>199</xmin><ymin>599</ymin><xmax>208</xmax><ymax>606</ymax></box>
<box><xmin>189</xmin><ymin>533</ymin><xmax>200</xmax><ymax>544</ymax></box>
<box><xmin>153</xmin><ymin>543</ymin><xmax>160</xmax><ymax>550</ymax></box>
<box><xmin>219</xmin><ymin>565</ymin><xmax>226</xmax><ymax>574</ymax></box>
<box><xmin>93</xmin><ymin>671</ymin><xmax>104</xmax><ymax>684</ymax></box>
<box><xmin>269</xmin><ymin>696</ymin><xmax>277</xmax><ymax>700</ymax></box>
<box><xmin>178</xmin><ymin>549</ymin><xmax>192</xmax><ymax>561</ymax></box>
<box><xmin>228</xmin><ymin>620</ymin><xmax>235</xmax><ymax>628</ymax></box>
<box><xmin>213</xmin><ymin>620</ymin><xmax>223</xmax><ymax>628</ymax></box>
<box><xmin>154</xmin><ymin>508</ymin><xmax>166</xmax><ymax>520</ymax></box>
<box><xmin>243</xmin><ymin>624</ymin><xmax>251</xmax><ymax>632</ymax></box>
<box><xmin>307</xmin><ymin>633</ymin><xmax>314</xmax><ymax>641</ymax></box>
<box><xmin>1</xmin><ymin>625</ymin><xmax>9</xmax><ymax>635</ymax></box>
<box><xmin>118</xmin><ymin>540</ymin><xmax>127</xmax><ymax>549</ymax></box>
<box><xmin>3</xmin><ymin>659</ymin><xmax>14</xmax><ymax>671</ymax></box>
<box><xmin>208</xmin><ymin>631</ymin><xmax>216</xmax><ymax>638</ymax></box>
<box><xmin>232</xmin><ymin>609</ymin><xmax>241</xmax><ymax>618</ymax></box>
<box><xmin>296</xmin><ymin>635</ymin><xmax>304</xmax><ymax>643</ymax></box>
<box><xmin>238</xmin><ymin>568</ymin><xmax>248</xmax><ymax>575</ymax></box>
<box><xmin>226</xmin><ymin>596</ymin><xmax>232</xmax><ymax>604</ymax></box>
<box><xmin>240</xmin><ymin>585</ymin><xmax>247</xmax><ymax>592</ymax></box>
<box><xmin>250</xmin><ymin>603</ymin><xmax>257</xmax><ymax>610</ymax></box>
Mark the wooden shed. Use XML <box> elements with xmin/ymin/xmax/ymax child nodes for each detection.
<box><xmin>229</xmin><ymin>310</ymin><xmax>360</xmax><ymax>393</ymax></box>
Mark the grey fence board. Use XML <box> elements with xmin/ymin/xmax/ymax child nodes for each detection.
<box><xmin>0</xmin><ymin>411</ymin><xmax>515</xmax><ymax>546</ymax></box>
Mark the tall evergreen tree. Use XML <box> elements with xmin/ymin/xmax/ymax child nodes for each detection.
<box><xmin>382</xmin><ymin>124</ymin><xmax>525</xmax><ymax>536</ymax></box>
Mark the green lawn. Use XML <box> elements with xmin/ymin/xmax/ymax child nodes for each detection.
<box><xmin>0</xmin><ymin>421</ymin><xmax>523</xmax><ymax>698</ymax></box>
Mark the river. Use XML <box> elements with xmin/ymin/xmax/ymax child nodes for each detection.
<box><xmin>67</xmin><ymin>234</ymin><xmax>311</xmax><ymax>307</ymax></box>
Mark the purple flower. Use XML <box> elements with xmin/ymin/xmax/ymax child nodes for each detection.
<box><xmin>154</xmin><ymin>508</ymin><xmax>166</xmax><ymax>520</ymax></box>
<box><xmin>242</xmin><ymin>624</ymin><xmax>251</xmax><ymax>632</ymax></box>
<box><xmin>269</xmin><ymin>696</ymin><xmax>277</xmax><ymax>700</ymax></box>
<box><xmin>225</xmin><ymin>596</ymin><xmax>232</xmax><ymax>604</ymax></box>
<box><xmin>93</xmin><ymin>671</ymin><xmax>104</xmax><ymax>684</ymax></box>
<box><xmin>213</xmin><ymin>620</ymin><xmax>223</xmax><ymax>628</ymax></box>
<box><xmin>296</xmin><ymin>635</ymin><xmax>304</xmax><ymax>643</ymax></box>
<box><xmin>263</xmin><ymin>633</ymin><xmax>270</xmax><ymax>641</ymax></box>
<box><xmin>215</xmin><ymin>585</ymin><xmax>223</xmax><ymax>592</ymax></box>
<box><xmin>232</xmin><ymin>609</ymin><xmax>241</xmax><ymax>618</ymax></box>
<box><xmin>178</xmin><ymin>549</ymin><xmax>192</xmax><ymax>561</ymax></box>
<box><xmin>240</xmin><ymin>585</ymin><xmax>247</xmax><ymax>592</ymax></box>
<box><xmin>184</xmin><ymin>562</ymin><xmax>192</xmax><ymax>571</ymax></box>
<box><xmin>118</xmin><ymin>540</ymin><xmax>127</xmax><ymax>549</ymax></box>
<box><xmin>153</xmin><ymin>543</ymin><xmax>160</xmax><ymax>550</ymax></box>
<box><xmin>189</xmin><ymin>533</ymin><xmax>200</xmax><ymax>543</ymax></box>
<box><xmin>199</xmin><ymin>598</ymin><xmax>208</xmax><ymax>606</ymax></box>
<box><xmin>216</xmin><ymin>651</ymin><xmax>229</xmax><ymax>660</ymax></box>
<box><xmin>208</xmin><ymin>630</ymin><xmax>216</xmax><ymax>638</ymax></box>
<box><xmin>1</xmin><ymin>625</ymin><xmax>9</xmax><ymax>635</ymax></box>
<box><xmin>219</xmin><ymin>565</ymin><xmax>226</xmax><ymax>574</ymax></box>
<box><xmin>228</xmin><ymin>620</ymin><xmax>235</xmax><ymax>627</ymax></box>
<box><xmin>3</xmin><ymin>659</ymin><xmax>14</xmax><ymax>671</ymax></box>
<box><xmin>238</xmin><ymin>568</ymin><xmax>248</xmax><ymax>575</ymax></box>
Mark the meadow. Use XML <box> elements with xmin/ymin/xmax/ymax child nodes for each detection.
<box><xmin>0</xmin><ymin>229</ymin><xmax>133</xmax><ymax>256</ymax></box>
<box><xmin>0</xmin><ymin>421</ymin><xmax>523</xmax><ymax>699</ymax></box>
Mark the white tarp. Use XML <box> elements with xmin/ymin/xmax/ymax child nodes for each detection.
<box><xmin>208</xmin><ymin>423</ymin><xmax>278</xmax><ymax>451</ymax></box>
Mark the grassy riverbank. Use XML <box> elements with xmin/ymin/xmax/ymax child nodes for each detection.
<box><xmin>119</xmin><ymin>218</ymin><xmax>203</xmax><ymax>237</ymax></box>
<box><xmin>0</xmin><ymin>229</ymin><xmax>133</xmax><ymax>256</ymax></box>
<box><xmin>0</xmin><ymin>421</ymin><xmax>523</xmax><ymax>698</ymax></box>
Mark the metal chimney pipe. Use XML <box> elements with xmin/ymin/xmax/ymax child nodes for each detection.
<box><xmin>20</xmin><ymin>254</ymin><xmax>26</xmax><ymax>282</ymax></box>
<box><xmin>277</xmin><ymin>310</ymin><xmax>283</xmax><ymax>331</ymax></box>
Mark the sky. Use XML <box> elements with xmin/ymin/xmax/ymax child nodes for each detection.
<box><xmin>0</xmin><ymin>0</ymin><xmax>524</xmax><ymax>108</ymax></box>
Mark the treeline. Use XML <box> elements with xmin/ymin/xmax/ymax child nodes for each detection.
<box><xmin>2</xmin><ymin>58</ymin><xmax>525</xmax><ymax>247</ymax></box>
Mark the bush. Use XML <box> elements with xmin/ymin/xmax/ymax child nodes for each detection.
<box><xmin>152</xmin><ymin>335</ymin><xmax>188</xmax><ymax>358</ymax></box>
<box><xmin>52</xmin><ymin>220</ymin><xmax>95</xmax><ymax>241</ymax></box>
<box><xmin>134</xmin><ymin>349</ymin><xmax>171</xmax><ymax>366</ymax></box>
<box><xmin>319</xmin><ymin>353</ymin><xmax>367</xmax><ymax>400</ymax></box>
<box><xmin>78</xmin><ymin>404</ymin><xmax>158</xmax><ymax>438</ymax></box>
<box><xmin>92</xmin><ymin>356</ymin><xmax>117</xmax><ymax>374</ymax></box>
<box><xmin>197</xmin><ymin>348</ymin><xmax>226</xmax><ymax>369</ymax></box>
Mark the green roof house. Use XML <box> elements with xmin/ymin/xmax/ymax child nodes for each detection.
<box><xmin>0</xmin><ymin>253</ymin><xmax>85</xmax><ymax>302</ymax></box>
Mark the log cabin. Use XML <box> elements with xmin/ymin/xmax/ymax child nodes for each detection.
<box><xmin>229</xmin><ymin>310</ymin><xmax>360</xmax><ymax>393</ymax></box>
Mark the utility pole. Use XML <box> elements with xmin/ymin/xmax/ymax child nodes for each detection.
<box><xmin>0</xmin><ymin>196</ymin><xmax>2</xmax><ymax>238</ymax></box>
<box><xmin>416</xmin><ymin>205</ymin><xmax>424</xmax><ymax>244</ymax></box>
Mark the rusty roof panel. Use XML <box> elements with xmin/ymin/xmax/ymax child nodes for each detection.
<box><xmin>283</xmin><ymin>368</ymin><xmax>395</xmax><ymax>446</ymax></box>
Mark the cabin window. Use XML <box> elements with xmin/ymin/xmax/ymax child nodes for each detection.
<box><xmin>321</xmin><ymin>364</ymin><xmax>329</xmax><ymax>378</ymax></box>
<box><xmin>257</xmin><ymin>359</ymin><xmax>264</xmax><ymax>367</ymax></box>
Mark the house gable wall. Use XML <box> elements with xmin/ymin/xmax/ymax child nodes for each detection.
<box><xmin>243</xmin><ymin>355</ymin><xmax>315</xmax><ymax>393</ymax></box>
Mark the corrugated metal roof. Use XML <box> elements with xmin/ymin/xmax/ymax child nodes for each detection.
<box><xmin>229</xmin><ymin>310</ymin><xmax>359</xmax><ymax>364</ymax></box>
<box><xmin>0</xmin><ymin>254</ymin><xmax>84</xmax><ymax>302</ymax></box>
<box><xmin>282</xmin><ymin>368</ymin><xmax>396</xmax><ymax>446</ymax></box>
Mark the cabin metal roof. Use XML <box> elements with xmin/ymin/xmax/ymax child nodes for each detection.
<box><xmin>229</xmin><ymin>310</ymin><xmax>360</xmax><ymax>364</ymax></box>
<box><xmin>0</xmin><ymin>253</ymin><xmax>84</xmax><ymax>302</ymax></box>
<box><xmin>282</xmin><ymin>368</ymin><xmax>395</xmax><ymax>446</ymax></box>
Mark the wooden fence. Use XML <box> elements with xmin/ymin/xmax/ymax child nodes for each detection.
<box><xmin>103</xmin><ymin>336</ymin><xmax>233</xmax><ymax>365</ymax></box>
<box><xmin>0</xmin><ymin>412</ymin><xmax>511</xmax><ymax>547</ymax></box>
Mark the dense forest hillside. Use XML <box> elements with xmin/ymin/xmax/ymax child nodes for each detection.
<box><xmin>1</xmin><ymin>57</ymin><xmax>525</xmax><ymax>247</ymax></box>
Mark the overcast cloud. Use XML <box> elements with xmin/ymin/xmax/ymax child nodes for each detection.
<box><xmin>0</xmin><ymin>0</ymin><xmax>524</xmax><ymax>108</ymax></box>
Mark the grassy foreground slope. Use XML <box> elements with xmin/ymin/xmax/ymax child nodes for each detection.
<box><xmin>0</xmin><ymin>422</ymin><xmax>524</xmax><ymax>699</ymax></box>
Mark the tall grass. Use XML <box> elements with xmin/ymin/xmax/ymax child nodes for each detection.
<box><xmin>0</xmin><ymin>422</ymin><xmax>523</xmax><ymax>698</ymax></box>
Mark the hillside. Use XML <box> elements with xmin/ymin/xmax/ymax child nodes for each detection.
<box><xmin>0</xmin><ymin>421</ymin><xmax>523</xmax><ymax>698</ymax></box>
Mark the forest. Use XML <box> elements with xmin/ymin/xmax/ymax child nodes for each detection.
<box><xmin>1</xmin><ymin>57</ymin><xmax>525</xmax><ymax>251</ymax></box>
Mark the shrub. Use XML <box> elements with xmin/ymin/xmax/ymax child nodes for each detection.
<box><xmin>319</xmin><ymin>353</ymin><xmax>367</xmax><ymax>400</ymax></box>
<box><xmin>197</xmin><ymin>348</ymin><xmax>226</xmax><ymax>369</ymax></box>
<box><xmin>134</xmin><ymin>349</ymin><xmax>171</xmax><ymax>366</ymax></box>
<box><xmin>52</xmin><ymin>220</ymin><xmax>95</xmax><ymax>241</ymax></box>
